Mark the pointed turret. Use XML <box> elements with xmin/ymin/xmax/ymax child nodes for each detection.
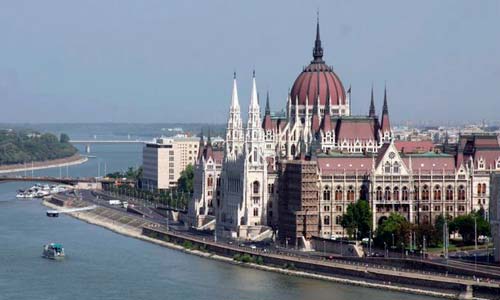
<box><xmin>311</xmin><ymin>93</ymin><xmax>321</xmax><ymax>133</ymax></box>
<box><xmin>249</xmin><ymin>70</ymin><xmax>259</xmax><ymax>109</ymax></box>
<box><xmin>225</xmin><ymin>72</ymin><xmax>244</xmax><ymax>157</ymax></box>
<box><xmin>380</xmin><ymin>85</ymin><xmax>392</xmax><ymax>142</ymax></box>
<box><xmin>312</xmin><ymin>13</ymin><xmax>323</xmax><ymax>62</ymax></box>
<box><xmin>321</xmin><ymin>95</ymin><xmax>332</xmax><ymax>133</ymax></box>
<box><xmin>230</xmin><ymin>71</ymin><xmax>240</xmax><ymax>110</ymax></box>
<box><xmin>197</xmin><ymin>130</ymin><xmax>205</xmax><ymax>160</ymax></box>
<box><xmin>205</xmin><ymin>128</ymin><xmax>213</xmax><ymax>159</ymax></box>
<box><xmin>369</xmin><ymin>85</ymin><xmax>376</xmax><ymax>117</ymax></box>
<box><xmin>262</xmin><ymin>91</ymin><xmax>273</xmax><ymax>130</ymax></box>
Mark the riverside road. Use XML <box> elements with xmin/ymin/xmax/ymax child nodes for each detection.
<box><xmin>63</xmin><ymin>189</ymin><xmax>500</xmax><ymax>291</ymax></box>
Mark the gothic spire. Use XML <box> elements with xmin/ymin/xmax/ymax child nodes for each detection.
<box><xmin>231</xmin><ymin>72</ymin><xmax>240</xmax><ymax>110</ymax></box>
<box><xmin>265</xmin><ymin>91</ymin><xmax>271</xmax><ymax>115</ymax></box>
<box><xmin>249</xmin><ymin>70</ymin><xmax>259</xmax><ymax>109</ymax></box>
<box><xmin>369</xmin><ymin>84</ymin><xmax>376</xmax><ymax>117</ymax></box>
<box><xmin>312</xmin><ymin>13</ymin><xmax>323</xmax><ymax>62</ymax></box>
<box><xmin>382</xmin><ymin>84</ymin><xmax>389</xmax><ymax>115</ymax></box>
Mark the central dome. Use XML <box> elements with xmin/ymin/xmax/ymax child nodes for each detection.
<box><xmin>290</xmin><ymin>21</ymin><xmax>346</xmax><ymax>107</ymax></box>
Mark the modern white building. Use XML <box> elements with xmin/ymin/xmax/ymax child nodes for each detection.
<box><xmin>142</xmin><ymin>135</ymin><xmax>199</xmax><ymax>191</ymax></box>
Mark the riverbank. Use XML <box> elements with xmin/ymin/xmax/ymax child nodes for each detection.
<box><xmin>0</xmin><ymin>154</ymin><xmax>88</xmax><ymax>174</ymax></box>
<box><xmin>41</xmin><ymin>199</ymin><xmax>465</xmax><ymax>300</ymax></box>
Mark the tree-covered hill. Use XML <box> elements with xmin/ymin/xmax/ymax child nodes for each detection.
<box><xmin>0</xmin><ymin>129</ymin><xmax>78</xmax><ymax>165</ymax></box>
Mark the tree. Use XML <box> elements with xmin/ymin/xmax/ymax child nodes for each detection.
<box><xmin>59</xmin><ymin>133</ymin><xmax>70</xmax><ymax>143</ymax></box>
<box><xmin>449</xmin><ymin>212</ymin><xmax>490</xmax><ymax>245</ymax></box>
<box><xmin>340</xmin><ymin>200</ymin><xmax>372</xmax><ymax>240</ymax></box>
<box><xmin>375</xmin><ymin>213</ymin><xmax>411</xmax><ymax>248</ymax></box>
<box><xmin>178</xmin><ymin>164</ymin><xmax>194</xmax><ymax>194</ymax></box>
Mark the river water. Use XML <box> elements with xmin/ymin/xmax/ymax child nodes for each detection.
<box><xmin>0</xmin><ymin>143</ymin><xmax>438</xmax><ymax>300</ymax></box>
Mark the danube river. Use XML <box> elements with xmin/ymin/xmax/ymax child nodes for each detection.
<box><xmin>0</xmin><ymin>143</ymin><xmax>438</xmax><ymax>300</ymax></box>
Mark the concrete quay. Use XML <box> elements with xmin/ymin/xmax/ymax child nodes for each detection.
<box><xmin>44</xmin><ymin>194</ymin><xmax>500</xmax><ymax>300</ymax></box>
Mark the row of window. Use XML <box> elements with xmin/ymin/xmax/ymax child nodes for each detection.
<box><xmin>322</xmin><ymin>184</ymin><xmax>467</xmax><ymax>201</ymax></box>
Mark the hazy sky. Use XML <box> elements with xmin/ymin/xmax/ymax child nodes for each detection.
<box><xmin>1</xmin><ymin>0</ymin><xmax>499</xmax><ymax>124</ymax></box>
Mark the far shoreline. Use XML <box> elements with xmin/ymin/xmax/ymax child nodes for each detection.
<box><xmin>0</xmin><ymin>154</ymin><xmax>89</xmax><ymax>174</ymax></box>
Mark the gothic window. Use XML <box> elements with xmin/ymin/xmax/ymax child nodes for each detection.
<box><xmin>423</xmin><ymin>215</ymin><xmax>429</xmax><ymax>225</ymax></box>
<box><xmin>291</xmin><ymin>144</ymin><xmax>296</xmax><ymax>156</ymax></box>
<box><xmin>478</xmin><ymin>159</ymin><xmax>485</xmax><ymax>169</ymax></box>
<box><xmin>335</xmin><ymin>186</ymin><xmax>343</xmax><ymax>201</ymax></box>
<box><xmin>376</xmin><ymin>186</ymin><xmax>383</xmax><ymax>201</ymax></box>
<box><xmin>253</xmin><ymin>208</ymin><xmax>259</xmax><ymax>217</ymax></box>
<box><xmin>393</xmin><ymin>162</ymin><xmax>400</xmax><ymax>174</ymax></box>
<box><xmin>253</xmin><ymin>148</ymin><xmax>258</xmax><ymax>162</ymax></box>
<box><xmin>402</xmin><ymin>186</ymin><xmax>409</xmax><ymax>201</ymax></box>
<box><xmin>458</xmin><ymin>185</ymin><xmax>466</xmax><ymax>201</ymax></box>
<box><xmin>383</xmin><ymin>186</ymin><xmax>391</xmax><ymax>201</ymax></box>
<box><xmin>216</xmin><ymin>176</ymin><xmax>221</xmax><ymax>187</ymax></box>
<box><xmin>268</xmin><ymin>183</ymin><xmax>274</xmax><ymax>194</ymax></box>
<box><xmin>253</xmin><ymin>181</ymin><xmax>260</xmax><ymax>194</ymax></box>
<box><xmin>497</xmin><ymin>159</ymin><xmax>500</xmax><ymax>169</ymax></box>
<box><xmin>347</xmin><ymin>186</ymin><xmax>355</xmax><ymax>201</ymax></box>
<box><xmin>483</xmin><ymin>183</ymin><xmax>487</xmax><ymax>195</ymax></box>
<box><xmin>324</xmin><ymin>215</ymin><xmax>330</xmax><ymax>225</ymax></box>
<box><xmin>433</xmin><ymin>185</ymin><xmax>441</xmax><ymax>201</ymax></box>
<box><xmin>446</xmin><ymin>185</ymin><xmax>454</xmax><ymax>200</ymax></box>
<box><xmin>384</xmin><ymin>162</ymin><xmax>391</xmax><ymax>173</ymax></box>
<box><xmin>477</xmin><ymin>183</ymin><xmax>482</xmax><ymax>195</ymax></box>
<box><xmin>335</xmin><ymin>215</ymin><xmax>342</xmax><ymax>225</ymax></box>
<box><xmin>207</xmin><ymin>175</ymin><xmax>213</xmax><ymax>187</ymax></box>
<box><xmin>393</xmin><ymin>186</ymin><xmax>400</xmax><ymax>201</ymax></box>
<box><xmin>323</xmin><ymin>186</ymin><xmax>331</xmax><ymax>201</ymax></box>
<box><xmin>422</xmin><ymin>185</ymin><xmax>430</xmax><ymax>200</ymax></box>
<box><xmin>422</xmin><ymin>205</ymin><xmax>429</xmax><ymax>212</ymax></box>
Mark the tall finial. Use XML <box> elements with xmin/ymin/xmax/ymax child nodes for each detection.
<box><xmin>369</xmin><ymin>83</ymin><xmax>376</xmax><ymax>117</ymax></box>
<box><xmin>382</xmin><ymin>83</ymin><xmax>388</xmax><ymax>114</ymax></box>
<box><xmin>233</xmin><ymin>71</ymin><xmax>236</xmax><ymax>79</ymax></box>
<box><xmin>252</xmin><ymin>69</ymin><xmax>255</xmax><ymax>78</ymax></box>
<box><xmin>265</xmin><ymin>91</ymin><xmax>271</xmax><ymax>115</ymax></box>
<box><xmin>312</xmin><ymin>13</ymin><xmax>323</xmax><ymax>62</ymax></box>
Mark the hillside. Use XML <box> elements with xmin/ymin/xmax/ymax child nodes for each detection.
<box><xmin>0</xmin><ymin>129</ymin><xmax>78</xmax><ymax>165</ymax></box>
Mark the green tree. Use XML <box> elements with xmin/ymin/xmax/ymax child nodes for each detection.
<box><xmin>375</xmin><ymin>213</ymin><xmax>411</xmax><ymax>248</ymax></box>
<box><xmin>59</xmin><ymin>133</ymin><xmax>70</xmax><ymax>143</ymax></box>
<box><xmin>340</xmin><ymin>200</ymin><xmax>372</xmax><ymax>240</ymax></box>
<box><xmin>449</xmin><ymin>212</ymin><xmax>490</xmax><ymax>245</ymax></box>
<box><xmin>178</xmin><ymin>164</ymin><xmax>194</xmax><ymax>194</ymax></box>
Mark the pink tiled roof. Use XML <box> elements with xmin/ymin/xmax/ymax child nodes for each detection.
<box><xmin>403</xmin><ymin>155</ymin><xmax>455</xmax><ymax>172</ymax></box>
<box><xmin>317</xmin><ymin>156</ymin><xmax>372</xmax><ymax>175</ymax></box>
<box><xmin>336</xmin><ymin>118</ymin><xmax>378</xmax><ymax>141</ymax></box>
<box><xmin>474</xmin><ymin>150</ymin><xmax>500</xmax><ymax>168</ymax></box>
<box><xmin>395</xmin><ymin>141</ymin><xmax>434</xmax><ymax>153</ymax></box>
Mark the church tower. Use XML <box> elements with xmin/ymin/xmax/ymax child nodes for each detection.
<box><xmin>225</xmin><ymin>72</ymin><xmax>244</xmax><ymax>158</ymax></box>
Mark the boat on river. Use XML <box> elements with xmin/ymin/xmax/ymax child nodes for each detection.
<box><xmin>42</xmin><ymin>243</ymin><xmax>65</xmax><ymax>260</ymax></box>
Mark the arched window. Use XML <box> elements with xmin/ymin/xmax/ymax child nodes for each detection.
<box><xmin>477</xmin><ymin>183</ymin><xmax>482</xmax><ymax>195</ymax></box>
<box><xmin>393</xmin><ymin>186</ymin><xmax>400</xmax><ymax>201</ymax></box>
<box><xmin>324</xmin><ymin>215</ymin><xmax>330</xmax><ymax>225</ymax></box>
<box><xmin>402</xmin><ymin>186</ymin><xmax>409</xmax><ymax>201</ymax></box>
<box><xmin>335</xmin><ymin>186</ymin><xmax>343</xmax><ymax>201</ymax></box>
<box><xmin>384</xmin><ymin>186</ymin><xmax>391</xmax><ymax>201</ymax></box>
<box><xmin>376</xmin><ymin>187</ymin><xmax>383</xmax><ymax>201</ymax></box>
<box><xmin>291</xmin><ymin>144</ymin><xmax>296</xmax><ymax>157</ymax></box>
<box><xmin>335</xmin><ymin>215</ymin><xmax>342</xmax><ymax>225</ymax></box>
<box><xmin>323</xmin><ymin>186</ymin><xmax>331</xmax><ymax>201</ymax></box>
<box><xmin>253</xmin><ymin>181</ymin><xmax>260</xmax><ymax>194</ymax></box>
<box><xmin>482</xmin><ymin>183</ymin><xmax>487</xmax><ymax>195</ymax></box>
<box><xmin>253</xmin><ymin>207</ymin><xmax>259</xmax><ymax>217</ymax></box>
<box><xmin>385</xmin><ymin>162</ymin><xmax>391</xmax><ymax>173</ymax></box>
<box><xmin>422</xmin><ymin>185</ymin><xmax>430</xmax><ymax>200</ymax></box>
<box><xmin>433</xmin><ymin>185</ymin><xmax>441</xmax><ymax>201</ymax></box>
<box><xmin>458</xmin><ymin>185</ymin><xmax>466</xmax><ymax>201</ymax></box>
<box><xmin>446</xmin><ymin>185</ymin><xmax>454</xmax><ymax>201</ymax></box>
<box><xmin>423</xmin><ymin>215</ymin><xmax>429</xmax><ymax>225</ymax></box>
<box><xmin>347</xmin><ymin>186</ymin><xmax>355</xmax><ymax>201</ymax></box>
<box><xmin>207</xmin><ymin>175</ymin><xmax>213</xmax><ymax>187</ymax></box>
<box><xmin>393</xmin><ymin>162</ymin><xmax>400</xmax><ymax>174</ymax></box>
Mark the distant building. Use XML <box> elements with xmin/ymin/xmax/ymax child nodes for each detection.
<box><xmin>142</xmin><ymin>135</ymin><xmax>199</xmax><ymax>191</ymax></box>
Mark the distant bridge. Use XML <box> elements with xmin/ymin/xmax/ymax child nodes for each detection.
<box><xmin>70</xmin><ymin>140</ymin><xmax>147</xmax><ymax>144</ymax></box>
<box><xmin>0</xmin><ymin>176</ymin><xmax>135</xmax><ymax>185</ymax></box>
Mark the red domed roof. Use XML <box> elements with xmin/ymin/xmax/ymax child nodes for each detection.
<box><xmin>291</xmin><ymin>63</ymin><xmax>345</xmax><ymax>106</ymax></box>
<box><xmin>290</xmin><ymin>20</ymin><xmax>346</xmax><ymax>107</ymax></box>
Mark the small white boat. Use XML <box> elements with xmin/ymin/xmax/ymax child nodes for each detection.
<box><xmin>42</xmin><ymin>243</ymin><xmax>65</xmax><ymax>260</ymax></box>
